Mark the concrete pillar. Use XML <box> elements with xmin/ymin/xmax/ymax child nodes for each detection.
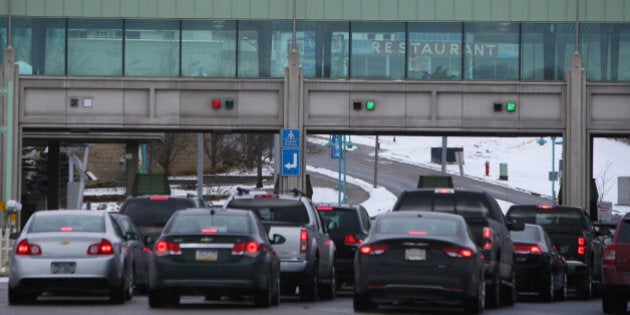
<box><xmin>279</xmin><ymin>49</ymin><xmax>305</xmax><ymax>193</ymax></box>
<box><xmin>1</xmin><ymin>46</ymin><xmax>20</xmax><ymax>203</ymax></box>
<box><xmin>564</xmin><ymin>52</ymin><xmax>589</xmax><ymax>212</ymax></box>
<box><xmin>125</xmin><ymin>142</ymin><xmax>139</xmax><ymax>197</ymax></box>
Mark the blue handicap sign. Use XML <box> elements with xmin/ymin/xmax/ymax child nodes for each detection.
<box><xmin>282</xmin><ymin>148</ymin><xmax>300</xmax><ymax>176</ymax></box>
<box><xmin>282</xmin><ymin>129</ymin><xmax>300</xmax><ymax>147</ymax></box>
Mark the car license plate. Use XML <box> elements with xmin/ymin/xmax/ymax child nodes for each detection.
<box><xmin>51</xmin><ymin>262</ymin><xmax>76</xmax><ymax>274</ymax></box>
<box><xmin>196</xmin><ymin>249</ymin><xmax>218</xmax><ymax>261</ymax></box>
<box><xmin>405</xmin><ymin>248</ymin><xmax>426</xmax><ymax>261</ymax></box>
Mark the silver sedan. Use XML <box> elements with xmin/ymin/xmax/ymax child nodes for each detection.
<box><xmin>8</xmin><ymin>210</ymin><xmax>134</xmax><ymax>305</ymax></box>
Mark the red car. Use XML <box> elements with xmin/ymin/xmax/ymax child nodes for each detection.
<box><xmin>602</xmin><ymin>213</ymin><xmax>630</xmax><ymax>313</ymax></box>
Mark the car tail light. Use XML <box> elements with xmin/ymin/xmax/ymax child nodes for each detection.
<box><xmin>359</xmin><ymin>244</ymin><xmax>388</xmax><ymax>255</ymax></box>
<box><xmin>201</xmin><ymin>227</ymin><xmax>219</xmax><ymax>234</ymax></box>
<box><xmin>87</xmin><ymin>239</ymin><xmax>114</xmax><ymax>255</ymax></box>
<box><xmin>300</xmin><ymin>229</ymin><xmax>308</xmax><ymax>253</ymax></box>
<box><xmin>60</xmin><ymin>226</ymin><xmax>73</xmax><ymax>232</ymax></box>
<box><xmin>142</xmin><ymin>247</ymin><xmax>153</xmax><ymax>255</ymax></box>
<box><xmin>154</xmin><ymin>240</ymin><xmax>182</xmax><ymax>256</ymax></box>
<box><xmin>443</xmin><ymin>247</ymin><xmax>474</xmax><ymax>258</ymax></box>
<box><xmin>344</xmin><ymin>234</ymin><xmax>363</xmax><ymax>245</ymax></box>
<box><xmin>232</xmin><ymin>241</ymin><xmax>261</xmax><ymax>257</ymax></box>
<box><xmin>408</xmin><ymin>230</ymin><xmax>427</xmax><ymax>235</ymax></box>
<box><xmin>15</xmin><ymin>239</ymin><xmax>42</xmax><ymax>256</ymax></box>
<box><xmin>149</xmin><ymin>196</ymin><xmax>169</xmax><ymax>201</ymax></box>
<box><xmin>535</xmin><ymin>204</ymin><xmax>556</xmax><ymax>210</ymax></box>
<box><xmin>577</xmin><ymin>237</ymin><xmax>586</xmax><ymax>255</ymax></box>
<box><xmin>603</xmin><ymin>244</ymin><xmax>616</xmax><ymax>265</ymax></box>
<box><xmin>317</xmin><ymin>206</ymin><xmax>333</xmax><ymax>211</ymax></box>
<box><xmin>514</xmin><ymin>244</ymin><xmax>543</xmax><ymax>255</ymax></box>
<box><xmin>254</xmin><ymin>194</ymin><xmax>278</xmax><ymax>199</ymax></box>
<box><xmin>482</xmin><ymin>227</ymin><xmax>493</xmax><ymax>249</ymax></box>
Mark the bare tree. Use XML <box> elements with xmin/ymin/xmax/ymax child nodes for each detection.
<box><xmin>596</xmin><ymin>159</ymin><xmax>615</xmax><ymax>202</ymax></box>
<box><xmin>147</xmin><ymin>133</ymin><xmax>192</xmax><ymax>176</ymax></box>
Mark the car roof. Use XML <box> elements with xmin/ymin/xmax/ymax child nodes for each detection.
<box><xmin>34</xmin><ymin>210</ymin><xmax>106</xmax><ymax>217</ymax></box>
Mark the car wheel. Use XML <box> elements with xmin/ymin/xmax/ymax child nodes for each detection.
<box><xmin>555</xmin><ymin>271</ymin><xmax>567</xmax><ymax>301</ymax></box>
<box><xmin>300</xmin><ymin>260</ymin><xmax>319</xmax><ymax>301</ymax></box>
<box><xmin>602</xmin><ymin>290</ymin><xmax>627</xmax><ymax>314</ymax></box>
<box><xmin>148</xmin><ymin>289</ymin><xmax>165</xmax><ymax>308</ymax></box>
<box><xmin>486</xmin><ymin>267</ymin><xmax>501</xmax><ymax>308</ymax></box>
<box><xmin>319</xmin><ymin>264</ymin><xmax>336</xmax><ymax>300</ymax></box>
<box><xmin>8</xmin><ymin>286</ymin><xmax>23</xmax><ymax>305</ymax></box>
<box><xmin>254</xmin><ymin>278</ymin><xmax>272</xmax><ymax>308</ymax></box>
<box><xmin>353</xmin><ymin>291</ymin><xmax>374</xmax><ymax>312</ymax></box>
<box><xmin>125</xmin><ymin>268</ymin><xmax>135</xmax><ymax>301</ymax></box>
<box><xmin>464</xmin><ymin>277</ymin><xmax>485</xmax><ymax>314</ymax></box>
<box><xmin>540</xmin><ymin>271</ymin><xmax>555</xmax><ymax>302</ymax></box>
<box><xmin>576</xmin><ymin>271</ymin><xmax>593</xmax><ymax>300</ymax></box>
<box><xmin>271</xmin><ymin>275</ymin><xmax>280</xmax><ymax>306</ymax></box>
<box><xmin>109</xmin><ymin>281</ymin><xmax>126</xmax><ymax>304</ymax></box>
<box><xmin>501</xmin><ymin>267</ymin><xmax>516</xmax><ymax>306</ymax></box>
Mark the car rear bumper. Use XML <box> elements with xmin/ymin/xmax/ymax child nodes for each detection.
<box><xmin>150</xmin><ymin>259</ymin><xmax>270</xmax><ymax>292</ymax></box>
<box><xmin>9</xmin><ymin>255</ymin><xmax>123</xmax><ymax>292</ymax></box>
<box><xmin>515</xmin><ymin>262</ymin><xmax>549</xmax><ymax>291</ymax></box>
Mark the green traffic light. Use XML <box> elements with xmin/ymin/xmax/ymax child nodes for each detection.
<box><xmin>366</xmin><ymin>101</ymin><xmax>375</xmax><ymax>111</ymax></box>
<box><xmin>506</xmin><ymin>102</ymin><xmax>516</xmax><ymax>112</ymax></box>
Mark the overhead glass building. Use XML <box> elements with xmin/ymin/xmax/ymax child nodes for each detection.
<box><xmin>2</xmin><ymin>0</ymin><xmax>630</xmax><ymax>82</ymax></box>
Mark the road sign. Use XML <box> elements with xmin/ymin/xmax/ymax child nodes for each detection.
<box><xmin>282</xmin><ymin>148</ymin><xmax>300</xmax><ymax>176</ymax></box>
<box><xmin>330</xmin><ymin>135</ymin><xmax>341</xmax><ymax>159</ymax></box>
<box><xmin>281</xmin><ymin>129</ymin><xmax>300</xmax><ymax>148</ymax></box>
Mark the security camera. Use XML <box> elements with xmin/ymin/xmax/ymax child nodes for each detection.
<box><xmin>119</xmin><ymin>156</ymin><xmax>126</xmax><ymax>165</ymax></box>
<box><xmin>85</xmin><ymin>171</ymin><xmax>98</xmax><ymax>181</ymax></box>
<box><xmin>119</xmin><ymin>153</ymin><xmax>132</xmax><ymax>165</ymax></box>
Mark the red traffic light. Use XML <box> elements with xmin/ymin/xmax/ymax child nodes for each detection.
<box><xmin>212</xmin><ymin>99</ymin><xmax>221</xmax><ymax>109</ymax></box>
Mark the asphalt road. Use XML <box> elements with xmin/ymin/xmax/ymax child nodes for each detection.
<box><xmin>306</xmin><ymin>141</ymin><xmax>551</xmax><ymax>206</ymax></box>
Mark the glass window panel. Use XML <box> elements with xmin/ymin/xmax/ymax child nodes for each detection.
<box><xmin>7</xmin><ymin>18</ymin><xmax>65</xmax><ymax>75</ymax></box>
<box><xmin>238</xmin><ymin>21</ymin><xmax>270</xmax><ymax>77</ymax></box>
<box><xmin>407</xmin><ymin>22</ymin><xmax>462</xmax><ymax>80</ymax></box>
<box><xmin>125</xmin><ymin>20</ymin><xmax>179</xmax><ymax>77</ymax></box>
<box><xmin>463</xmin><ymin>22</ymin><xmax>519</xmax><ymax>80</ymax></box>
<box><xmin>581</xmin><ymin>23</ymin><xmax>630</xmax><ymax>82</ymax></box>
<box><xmin>68</xmin><ymin>19</ymin><xmax>123</xmax><ymax>76</ymax></box>
<box><xmin>351</xmin><ymin>22</ymin><xmax>405</xmax><ymax>79</ymax></box>
<box><xmin>521</xmin><ymin>23</ymin><xmax>575</xmax><ymax>81</ymax></box>
<box><xmin>182</xmin><ymin>20</ymin><xmax>236</xmax><ymax>77</ymax></box>
<box><xmin>270</xmin><ymin>21</ymin><xmax>316</xmax><ymax>78</ymax></box>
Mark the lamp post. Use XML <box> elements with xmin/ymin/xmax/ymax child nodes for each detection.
<box><xmin>539</xmin><ymin>136</ymin><xmax>563</xmax><ymax>204</ymax></box>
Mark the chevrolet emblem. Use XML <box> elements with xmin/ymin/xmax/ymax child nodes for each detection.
<box><xmin>60</xmin><ymin>240</ymin><xmax>70</xmax><ymax>245</ymax></box>
<box><xmin>201</xmin><ymin>237</ymin><xmax>213</xmax><ymax>243</ymax></box>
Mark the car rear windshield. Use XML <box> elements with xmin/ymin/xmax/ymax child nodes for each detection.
<box><xmin>227</xmin><ymin>199</ymin><xmax>309</xmax><ymax>224</ymax></box>
<box><xmin>317</xmin><ymin>208</ymin><xmax>360</xmax><ymax>233</ymax></box>
<box><xmin>29</xmin><ymin>214</ymin><xmax>105</xmax><ymax>233</ymax></box>
<box><xmin>375</xmin><ymin>216</ymin><xmax>460</xmax><ymax>237</ymax></box>
<box><xmin>507</xmin><ymin>207</ymin><xmax>587</xmax><ymax>230</ymax></box>
<box><xmin>165</xmin><ymin>213</ymin><xmax>251</xmax><ymax>235</ymax></box>
<box><xmin>510</xmin><ymin>225</ymin><xmax>541</xmax><ymax>243</ymax></box>
<box><xmin>121</xmin><ymin>198</ymin><xmax>196</xmax><ymax>227</ymax></box>
<box><xmin>396</xmin><ymin>192</ymin><xmax>490</xmax><ymax>218</ymax></box>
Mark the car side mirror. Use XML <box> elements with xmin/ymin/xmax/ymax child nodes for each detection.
<box><xmin>126</xmin><ymin>231</ymin><xmax>139</xmax><ymax>241</ymax></box>
<box><xmin>270</xmin><ymin>234</ymin><xmax>286</xmax><ymax>245</ymax></box>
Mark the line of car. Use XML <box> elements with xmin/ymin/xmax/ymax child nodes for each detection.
<box><xmin>6</xmin><ymin>187</ymin><xmax>620</xmax><ymax>313</ymax></box>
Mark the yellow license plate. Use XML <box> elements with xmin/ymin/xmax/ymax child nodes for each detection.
<box><xmin>195</xmin><ymin>249</ymin><xmax>218</xmax><ymax>261</ymax></box>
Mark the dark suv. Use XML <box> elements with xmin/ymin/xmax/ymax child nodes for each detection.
<box><xmin>119</xmin><ymin>195</ymin><xmax>209</xmax><ymax>245</ymax></box>
<box><xmin>391</xmin><ymin>188</ymin><xmax>523</xmax><ymax>308</ymax></box>
<box><xmin>315</xmin><ymin>203</ymin><xmax>372</xmax><ymax>288</ymax></box>
<box><xmin>506</xmin><ymin>204</ymin><xmax>604</xmax><ymax>300</ymax></box>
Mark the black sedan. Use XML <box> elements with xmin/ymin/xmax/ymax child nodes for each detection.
<box><xmin>353</xmin><ymin>211</ymin><xmax>485</xmax><ymax>313</ymax></box>
<box><xmin>108</xmin><ymin>212</ymin><xmax>151</xmax><ymax>294</ymax></box>
<box><xmin>147</xmin><ymin>208</ymin><xmax>283</xmax><ymax>308</ymax></box>
<box><xmin>316</xmin><ymin>203</ymin><xmax>371</xmax><ymax>288</ymax></box>
<box><xmin>511</xmin><ymin>223</ymin><xmax>568</xmax><ymax>301</ymax></box>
